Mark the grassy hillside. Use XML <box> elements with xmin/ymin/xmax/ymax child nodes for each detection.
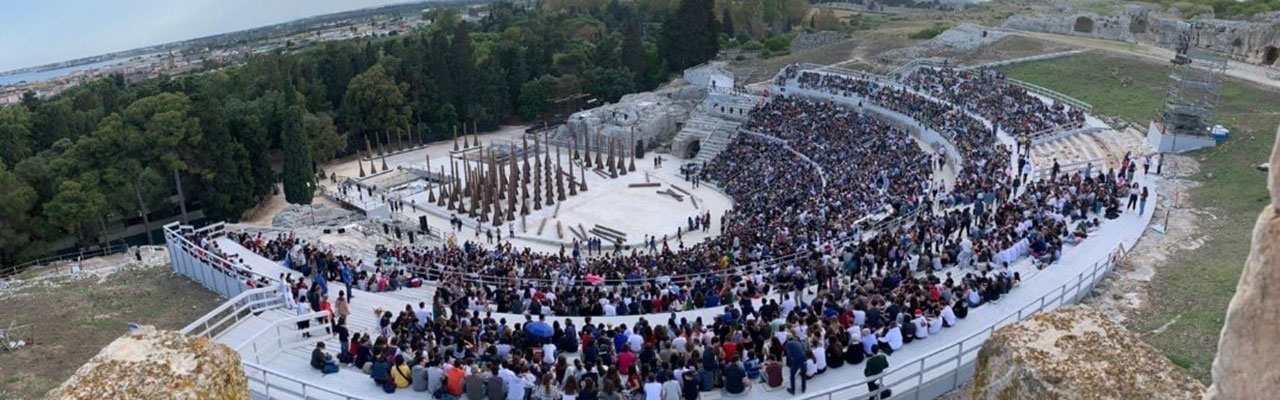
<box><xmin>1000</xmin><ymin>50</ymin><xmax>1280</xmax><ymax>381</ymax></box>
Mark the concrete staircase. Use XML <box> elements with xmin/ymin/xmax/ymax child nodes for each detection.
<box><xmin>671</xmin><ymin>115</ymin><xmax>718</xmax><ymax>158</ymax></box>
<box><xmin>670</xmin><ymin>91</ymin><xmax>754</xmax><ymax>164</ymax></box>
<box><xmin>265</xmin><ymin>285</ymin><xmax>437</xmax><ymax>373</ymax></box>
<box><xmin>692</xmin><ymin>123</ymin><xmax>739</xmax><ymax>165</ymax></box>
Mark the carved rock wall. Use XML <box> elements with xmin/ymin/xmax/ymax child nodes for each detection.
<box><xmin>1003</xmin><ymin>6</ymin><xmax>1280</xmax><ymax>67</ymax></box>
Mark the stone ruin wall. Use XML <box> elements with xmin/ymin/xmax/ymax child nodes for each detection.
<box><xmin>553</xmin><ymin>85</ymin><xmax>706</xmax><ymax>151</ymax></box>
<box><xmin>1004</xmin><ymin>5</ymin><xmax>1280</xmax><ymax>67</ymax></box>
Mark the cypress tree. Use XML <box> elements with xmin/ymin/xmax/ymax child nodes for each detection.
<box><xmin>281</xmin><ymin>89</ymin><xmax>314</xmax><ymax>204</ymax></box>
<box><xmin>722</xmin><ymin>7</ymin><xmax>735</xmax><ymax>37</ymax></box>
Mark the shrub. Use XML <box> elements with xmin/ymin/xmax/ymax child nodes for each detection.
<box><xmin>908</xmin><ymin>24</ymin><xmax>949</xmax><ymax>40</ymax></box>
<box><xmin>763</xmin><ymin>35</ymin><xmax>792</xmax><ymax>53</ymax></box>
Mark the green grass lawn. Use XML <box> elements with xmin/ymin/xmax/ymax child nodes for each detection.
<box><xmin>1000</xmin><ymin>50</ymin><xmax>1280</xmax><ymax>381</ymax></box>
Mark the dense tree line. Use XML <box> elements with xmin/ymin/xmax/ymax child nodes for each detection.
<box><xmin>0</xmin><ymin>0</ymin><xmax>721</xmax><ymax>266</ymax></box>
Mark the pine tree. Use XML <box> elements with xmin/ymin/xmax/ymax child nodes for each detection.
<box><xmin>662</xmin><ymin>0</ymin><xmax>720</xmax><ymax>71</ymax></box>
<box><xmin>281</xmin><ymin>89</ymin><xmax>314</xmax><ymax>204</ymax></box>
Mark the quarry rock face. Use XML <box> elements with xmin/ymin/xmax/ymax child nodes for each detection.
<box><xmin>1205</xmin><ymin>127</ymin><xmax>1280</xmax><ymax>399</ymax></box>
<box><xmin>554</xmin><ymin>85</ymin><xmax>705</xmax><ymax>151</ymax></box>
<box><xmin>971</xmin><ymin>305</ymin><xmax>1204</xmax><ymax>400</ymax></box>
<box><xmin>47</xmin><ymin>326</ymin><xmax>248</xmax><ymax>400</ymax></box>
<box><xmin>1003</xmin><ymin>7</ymin><xmax>1280</xmax><ymax>67</ymax></box>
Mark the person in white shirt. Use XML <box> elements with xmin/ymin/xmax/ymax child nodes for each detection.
<box><xmin>927</xmin><ymin>316</ymin><xmax>943</xmax><ymax>335</ymax></box>
<box><xmin>661</xmin><ymin>374</ymin><xmax>682</xmax><ymax>400</ymax></box>
<box><xmin>780</xmin><ymin>295</ymin><xmax>796</xmax><ymax>318</ymax></box>
<box><xmin>941</xmin><ymin>305</ymin><xmax>957</xmax><ymax>327</ymax></box>
<box><xmin>628</xmin><ymin>331</ymin><xmax>645</xmax><ymax>353</ymax></box>
<box><xmin>603</xmin><ymin>302</ymin><xmax>617</xmax><ymax>316</ymax></box>
<box><xmin>853</xmin><ymin>309</ymin><xmax>867</xmax><ymax>326</ymax></box>
<box><xmin>672</xmin><ymin>334</ymin><xmax>687</xmax><ymax>353</ymax></box>
<box><xmin>880</xmin><ymin>324</ymin><xmax>904</xmax><ymax>352</ymax></box>
<box><xmin>912</xmin><ymin>313</ymin><xmax>929</xmax><ymax>339</ymax></box>
<box><xmin>643</xmin><ymin>374</ymin><xmax>663</xmax><ymax>400</ymax></box>
<box><xmin>847</xmin><ymin>324</ymin><xmax>861</xmax><ymax>343</ymax></box>
<box><xmin>542</xmin><ymin>341</ymin><xmax>557</xmax><ymax>365</ymax></box>
<box><xmin>278</xmin><ymin>278</ymin><xmax>295</xmax><ymax>308</ymax></box>
<box><xmin>415</xmin><ymin>302</ymin><xmax>430</xmax><ymax>327</ymax></box>
<box><xmin>812</xmin><ymin>342</ymin><xmax>827</xmax><ymax>374</ymax></box>
<box><xmin>804</xmin><ymin>350</ymin><xmax>819</xmax><ymax>378</ymax></box>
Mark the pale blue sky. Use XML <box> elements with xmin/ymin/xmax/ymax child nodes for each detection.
<box><xmin>0</xmin><ymin>0</ymin><xmax>418</xmax><ymax>72</ymax></box>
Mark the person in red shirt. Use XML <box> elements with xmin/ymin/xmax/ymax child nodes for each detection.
<box><xmin>446</xmin><ymin>361</ymin><xmax>467</xmax><ymax>396</ymax></box>
<box><xmin>722</xmin><ymin>339</ymin><xmax>738</xmax><ymax>362</ymax></box>
<box><xmin>617</xmin><ymin>347</ymin><xmax>636</xmax><ymax>374</ymax></box>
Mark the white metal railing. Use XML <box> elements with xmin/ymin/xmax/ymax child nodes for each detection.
<box><xmin>1030</xmin><ymin>124</ymin><xmax>1103</xmax><ymax>146</ymax></box>
<box><xmin>1</xmin><ymin>242</ymin><xmax>131</xmax><ymax>279</ymax></box>
<box><xmin>238</xmin><ymin>310</ymin><xmax>331</xmax><ymax>365</ymax></box>
<box><xmin>889</xmin><ymin>59</ymin><xmax>947</xmax><ymax>80</ymax></box>
<box><xmin>242</xmin><ymin>360</ymin><xmax>366</xmax><ymax>400</ymax></box>
<box><xmin>1005</xmin><ymin>77</ymin><xmax>1093</xmax><ymax>114</ymax></box>
<box><xmin>1032</xmin><ymin>158</ymin><xmax>1103</xmax><ymax>181</ymax></box>
<box><xmin>164</xmin><ymin>221</ymin><xmax>278</xmax><ymax>299</ymax></box>
<box><xmin>799</xmin><ymin>63</ymin><xmax>890</xmax><ymax>82</ymax></box>
<box><xmin>180</xmin><ymin>287</ymin><xmax>283</xmax><ymax>338</ymax></box>
<box><xmin>799</xmin><ymin>243</ymin><xmax>1127</xmax><ymax>400</ymax></box>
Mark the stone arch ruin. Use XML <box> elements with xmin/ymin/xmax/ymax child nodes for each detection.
<box><xmin>1129</xmin><ymin>14</ymin><xmax>1148</xmax><ymax>34</ymax></box>
<box><xmin>685</xmin><ymin>140</ymin><xmax>701</xmax><ymax>159</ymax></box>
<box><xmin>1074</xmin><ymin>16</ymin><xmax>1095</xmax><ymax>33</ymax></box>
<box><xmin>1265</xmin><ymin>46</ymin><xmax>1279</xmax><ymax>66</ymax></box>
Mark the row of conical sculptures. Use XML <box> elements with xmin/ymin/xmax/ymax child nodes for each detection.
<box><xmin>359</xmin><ymin>122</ymin><xmax>468</xmax><ymax>178</ymax></box>
<box><xmin>433</xmin><ymin>129</ymin><xmax>638</xmax><ymax>228</ymax></box>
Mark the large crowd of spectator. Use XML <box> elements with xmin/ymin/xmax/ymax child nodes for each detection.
<box><xmin>902</xmin><ymin>67</ymin><xmax>1086</xmax><ymax>136</ymax></box>
<box><xmin>216</xmin><ymin>64</ymin><xmax>1158</xmax><ymax>400</ymax></box>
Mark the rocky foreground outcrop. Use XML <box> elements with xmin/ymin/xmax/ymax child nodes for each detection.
<box><xmin>46</xmin><ymin>325</ymin><xmax>248</xmax><ymax>400</ymax></box>
<box><xmin>971</xmin><ymin>304</ymin><xmax>1203</xmax><ymax>400</ymax></box>
<box><xmin>1205</xmin><ymin>127</ymin><xmax>1280</xmax><ymax>399</ymax></box>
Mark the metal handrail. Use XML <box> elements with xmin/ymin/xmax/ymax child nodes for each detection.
<box><xmin>180</xmin><ymin>286</ymin><xmax>281</xmax><ymax>337</ymax></box>
<box><xmin>798</xmin><ymin>63</ymin><xmax>891</xmax><ymax>82</ymax></box>
<box><xmin>239</xmin><ymin>310</ymin><xmax>331</xmax><ymax>364</ymax></box>
<box><xmin>797</xmin><ymin>243</ymin><xmax>1126</xmax><ymax>400</ymax></box>
<box><xmin>164</xmin><ymin>221</ymin><xmax>277</xmax><ymax>285</ymax></box>
<box><xmin>1005</xmin><ymin>77</ymin><xmax>1094</xmax><ymax>113</ymax></box>
<box><xmin>243</xmin><ymin>360</ymin><xmax>366</xmax><ymax>400</ymax></box>
<box><xmin>1</xmin><ymin>243</ymin><xmax>131</xmax><ymax>279</ymax></box>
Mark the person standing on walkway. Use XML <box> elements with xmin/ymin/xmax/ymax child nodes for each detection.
<box><xmin>785</xmin><ymin>332</ymin><xmax>807</xmax><ymax>395</ymax></box>
<box><xmin>1139</xmin><ymin>186</ymin><xmax>1149</xmax><ymax>215</ymax></box>
<box><xmin>1127</xmin><ymin>183</ymin><xmax>1140</xmax><ymax>211</ymax></box>
<box><xmin>864</xmin><ymin>346</ymin><xmax>890</xmax><ymax>399</ymax></box>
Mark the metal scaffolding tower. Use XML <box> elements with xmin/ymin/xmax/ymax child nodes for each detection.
<box><xmin>1161</xmin><ymin>17</ymin><xmax>1228</xmax><ymax>138</ymax></box>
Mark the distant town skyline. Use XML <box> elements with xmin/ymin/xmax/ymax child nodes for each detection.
<box><xmin>0</xmin><ymin>0</ymin><xmax>420</xmax><ymax>73</ymax></box>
